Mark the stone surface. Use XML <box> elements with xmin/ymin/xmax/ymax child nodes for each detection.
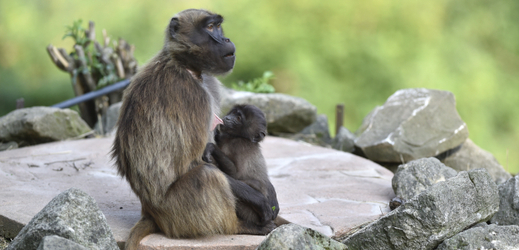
<box><xmin>285</xmin><ymin>114</ymin><xmax>332</xmax><ymax>147</ymax></box>
<box><xmin>257</xmin><ymin>224</ymin><xmax>346</xmax><ymax>250</ymax></box>
<box><xmin>220</xmin><ymin>88</ymin><xmax>317</xmax><ymax>135</ymax></box>
<box><xmin>37</xmin><ymin>235</ymin><xmax>89</xmax><ymax>250</ymax></box>
<box><xmin>437</xmin><ymin>224</ymin><xmax>519</xmax><ymax>250</ymax></box>
<box><xmin>139</xmin><ymin>234</ymin><xmax>265</xmax><ymax>250</ymax></box>
<box><xmin>6</xmin><ymin>188</ymin><xmax>118</xmax><ymax>250</ymax></box>
<box><xmin>94</xmin><ymin>102</ymin><xmax>122</xmax><ymax>135</ymax></box>
<box><xmin>0</xmin><ymin>107</ymin><xmax>92</xmax><ymax>145</ymax></box>
<box><xmin>392</xmin><ymin>157</ymin><xmax>458</xmax><ymax>200</ymax></box>
<box><xmin>355</xmin><ymin>88</ymin><xmax>469</xmax><ymax>163</ymax></box>
<box><xmin>331</xmin><ymin>126</ymin><xmax>355</xmax><ymax>153</ymax></box>
<box><xmin>491</xmin><ymin>175</ymin><xmax>519</xmax><ymax>225</ymax></box>
<box><xmin>443</xmin><ymin>139</ymin><xmax>511</xmax><ymax>185</ymax></box>
<box><xmin>0</xmin><ymin>136</ymin><xmax>394</xmax><ymax>249</ymax></box>
<box><xmin>342</xmin><ymin>169</ymin><xmax>499</xmax><ymax>250</ymax></box>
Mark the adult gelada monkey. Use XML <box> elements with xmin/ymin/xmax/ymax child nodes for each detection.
<box><xmin>111</xmin><ymin>9</ymin><xmax>275</xmax><ymax>249</ymax></box>
<box><xmin>203</xmin><ymin>105</ymin><xmax>290</xmax><ymax>234</ymax></box>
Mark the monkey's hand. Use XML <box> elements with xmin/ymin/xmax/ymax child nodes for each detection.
<box><xmin>257</xmin><ymin>198</ymin><xmax>276</xmax><ymax>226</ymax></box>
<box><xmin>202</xmin><ymin>143</ymin><xmax>216</xmax><ymax>164</ymax></box>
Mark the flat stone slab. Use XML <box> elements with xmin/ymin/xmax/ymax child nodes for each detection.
<box><xmin>0</xmin><ymin>136</ymin><xmax>394</xmax><ymax>249</ymax></box>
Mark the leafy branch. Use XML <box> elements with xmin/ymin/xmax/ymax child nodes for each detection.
<box><xmin>231</xmin><ymin>71</ymin><xmax>276</xmax><ymax>93</ymax></box>
<box><xmin>46</xmin><ymin>19</ymin><xmax>137</xmax><ymax>127</ymax></box>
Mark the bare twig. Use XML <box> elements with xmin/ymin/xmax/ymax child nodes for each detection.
<box><xmin>46</xmin><ymin>44</ymin><xmax>70</xmax><ymax>71</ymax></box>
<box><xmin>112</xmin><ymin>54</ymin><xmax>125</xmax><ymax>78</ymax></box>
<box><xmin>72</xmin><ymin>162</ymin><xmax>79</xmax><ymax>171</ymax></box>
<box><xmin>84</xmin><ymin>20</ymin><xmax>96</xmax><ymax>47</ymax></box>
<box><xmin>0</xmin><ymin>151</ymin><xmax>72</xmax><ymax>160</ymax></box>
<box><xmin>82</xmin><ymin>161</ymin><xmax>94</xmax><ymax>169</ymax></box>
<box><xmin>70</xmin><ymin>130</ymin><xmax>95</xmax><ymax>140</ymax></box>
<box><xmin>58</xmin><ymin>48</ymin><xmax>74</xmax><ymax>70</ymax></box>
<box><xmin>74</xmin><ymin>45</ymin><xmax>97</xmax><ymax>91</ymax></box>
<box><xmin>102</xmin><ymin>29</ymin><xmax>110</xmax><ymax>48</ymax></box>
<box><xmin>44</xmin><ymin>158</ymin><xmax>87</xmax><ymax>165</ymax></box>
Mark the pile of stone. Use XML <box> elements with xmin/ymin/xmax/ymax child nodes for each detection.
<box><xmin>6</xmin><ymin>188</ymin><xmax>118</xmax><ymax>250</ymax></box>
<box><xmin>353</xmin><ymin>88</ymin><xmax>511</xmax><ymax>184</ymax></box>
<box><xmin>215</xmin><ymin>88</ymin><xmax>511</xmax><ymax>187</ymax></box>
<box><xmin>1</xmin><ymin>89</ymin><xmax>511</xmax><ymax>187</ymax></box>
<box><xmin>9</xmin><ymin>159</ymin><xmax>518</xmax><ymax>249</ymax></box>
<box><xmin>258</xmin><ymin>159</ymin><xmax>519</xmax><ymax>249</ymax></box>
<box><xmin>0</xmin><ymin>86</ymin><xmax>319</xmax><ymax>148</ymax></box>
<box><xmin>2</xmin><ymin>87</ymin><xmax>517</xmax><ymax>250</ymax></box>
<box><xmin>0</xmin><ymin>107</ymin><xmax>92</xmax><ymax>150</ymax></box>
<box><xmin>277</xmin><ymin>88</ymin><xmax>510</xmax><ymax>185</ymax></box>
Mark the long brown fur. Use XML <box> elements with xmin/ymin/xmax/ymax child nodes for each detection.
<box><xmin>112</xmin><ymin>9</ymin><xmax>238</xmax><ymax>250</ymax></box>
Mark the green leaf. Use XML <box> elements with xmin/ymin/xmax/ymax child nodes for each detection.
<box><xmin>230</xmin><ymin>71</ymin><xmax>276</xmax><ymax>93</ymax></box>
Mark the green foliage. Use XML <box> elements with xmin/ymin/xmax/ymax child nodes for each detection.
<box><xmin>63</xmin><ymin>19</ymin><xmax>122</xmax><ymax>89</ymax></box>
<box><xmin>0</xmin><ymin>0</ymin><xmax>518</xmax><ymax>174</ymax></box>
<box><xmin>63</xmin><ymin>19</ymin><xmax>89</xmax><ymax>46</ymax></box>
<box><xmin>231</xmin><ymin>71</ymin><xmax>275</xmax><ymax>93</ymax></box>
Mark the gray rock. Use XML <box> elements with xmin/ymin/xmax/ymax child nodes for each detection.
<box><xmin>491</xmin><ymin>175</ymin><xmax>519</xmax><ymax>225</ymax></box>
<box><xmin>286</xmin><ymin>114</ymin><xmax>332</xmax><ymax>147</ymax></box>
<box><xmin>392</xmin><ymin>157</ymin><xmax>458</xmax><ymax>200</ymax></box>
<box><xmin>355</xmin><ymin>88</ymin><xmax>469</xmax><ymax>162</ymax></box>
<box><xmin>299</xmin><ymin>114</ymin><xmax>332</xmax><ymax>142</ymax></box>
<box><xmin>0</xmin><ymin>107</ymin><xmax>92</xmax><ymax>145</ymax></box>
<box><xmin>0</xmin><ymin>141</ymin><xmax>18</xmax><ymax>151</ymax></box>
<box><xmin>94</xmin><ymin>102</ymin><xmax>122</xmax><ymax>135</ymax></box>
<box><xmin>443</xmin><ymin>139</ymin><xmax>511</xmax><ymax>185</ymax></box>
<box><xmin>331</xmin><ymin>126</ymin><xmax>355</xmax><ymax>153</ymax></box>
<box><xmin>257</xmin><ymin>224</ymin><xmax>347</xmax><ymax>250</ymax></box>
<box><xmin>220</xmin><ymin>88</ymin><xmax>317</xmax><ymax>135</ymax></box>
<box><xmin>437</xmin><ymin>224</ymin><xmax>519</xmax><ymax>250</ymax></box>
<box><xmin>37</xmin><ymin>235</ymin><xmax>88</xmax><ymax>250</ymax></box>
<box><xmin>6</xmin><ymin>188</ymin><xmax>118</xmax><ymax>250</ymax></box>
<box><xmin>342</xmin><ymin>169</ymin><xmax>499</xmax><ymax>250</ymax></box>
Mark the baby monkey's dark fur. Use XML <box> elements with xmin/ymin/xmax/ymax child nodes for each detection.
<box><xmin>204</xmin><ymin>104</ymin><xmax>290</xmax><ymax>233</ymax></box>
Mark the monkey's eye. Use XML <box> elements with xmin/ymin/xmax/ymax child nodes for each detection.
<box><xmin>236</xmin><ymin>115</ymin><xmax>241</xmax><ymax>121</ymax></box>
<box><xmin>216</xmin><ymin>23</ymin><xmax>221</xmax><ymax>29</ymax></box>
<box><xmin>207</xmin><ymin>23</ymin><xmax>214</xmax><ymax>32</ymax></box>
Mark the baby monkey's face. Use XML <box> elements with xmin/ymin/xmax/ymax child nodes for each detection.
<box><xmin>220</xmin><ymin>105</ymin><xmax>267</xmax><ymax>143</ymax></box>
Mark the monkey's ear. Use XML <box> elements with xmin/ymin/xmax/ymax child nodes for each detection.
<box><xmin>251</xmin><ymin>131</ymin><xmax>266</xmax><ymax>143</ymax></box>
<box><xmin>169</xmin><ymin>17</ymin><xmax>180</xmax><ymax>39</ymax></box>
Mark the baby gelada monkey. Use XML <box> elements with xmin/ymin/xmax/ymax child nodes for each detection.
<box><xmin>204</xmin><ymin>104</ymin><xmax>289</xmax><ymax>233</ymax></box>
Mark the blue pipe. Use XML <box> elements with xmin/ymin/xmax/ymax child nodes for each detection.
<box><xmin>52</xmin><ymin>79</ymin><xmax>130</xmax><ymax>108</ymax></box>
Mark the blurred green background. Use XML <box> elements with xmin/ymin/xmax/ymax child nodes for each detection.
<box><xmin>0</xmin><ymin>0</ymin><xmax>518</xmax><ymax>173</ymax></box>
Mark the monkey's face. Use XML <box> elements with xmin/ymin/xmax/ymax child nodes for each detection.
<box><xmin>168</xmin><ymin>9</ymin><xmax>236</xmax><ymax>75</ymax></box>
<box><xmin>221</xmin><ymin>105</ymin><xmax>267</xmax><ymax>143</ymax></box>
<box><xmin>200</xmin><ymin>15</ymin><xmax>236</xmax><ymax>74</ymax></box>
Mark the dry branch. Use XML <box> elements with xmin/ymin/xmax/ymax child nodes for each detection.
<box><xmin>46</xmin><ymin>20</ymin><xmax>138</xmax><ymax>128</ymax></box>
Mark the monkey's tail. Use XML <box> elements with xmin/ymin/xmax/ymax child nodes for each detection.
<box><xmin>274</xmin><ymin>216</ymin><xmax>291</xmax><ymax>226</ymax></box>
<box><xmin>125</xmin><ymin>213</ymin><xmax>160</xmax><ymax>250</ymax></box>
